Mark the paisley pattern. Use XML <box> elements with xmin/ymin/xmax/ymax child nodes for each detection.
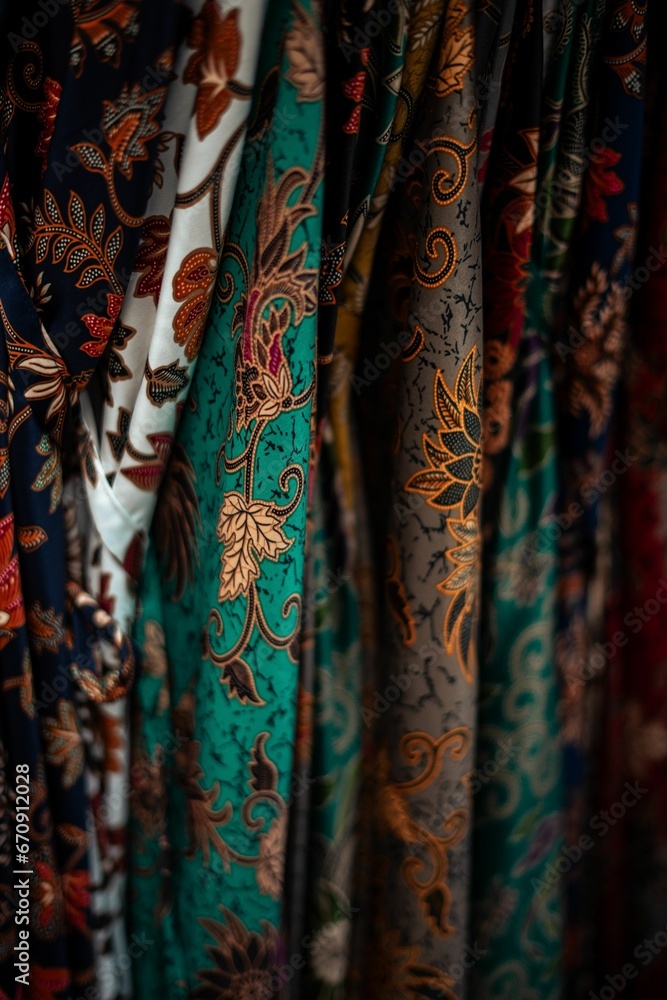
<box><xmin>128</xmin><ymin>1</ymin><xmax>324</xmax><ymax>994</ymax></box>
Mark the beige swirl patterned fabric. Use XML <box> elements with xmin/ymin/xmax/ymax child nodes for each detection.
<box><xmin>356</xmin><ymin>3</ymin><xmax>484</xmax><ymax>996</ymax></box>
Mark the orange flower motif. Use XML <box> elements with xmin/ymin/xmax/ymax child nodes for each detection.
<box><xmin>134</xmin><ymin>215</ymin><xmax>171</xmax><ymax>305</ymax></box>
<box><xmin>172</xmin><ymin>248</ymin><xmax>218</xmax><ymax>361</ymax></box>
<box><xmin>101</xmin><ymin>84</ymin><xmax>165</xmax><ymax>179</ymax></box>
<box><xmin>585</xmin><ymin>147</ymin><xmax>623</xmax><ymax>224</ymax></box>
<box><xmin>406</xmin><ymin>347</ymin><xmax>482</xmax><ymax>519</ymax></box>
<box><xmin>0</xmin><ymin>175</ymin><xmax>17</xmax><ymax>259</ymax></box>
<box><xmin>81</xmin><ymin>293</ymin><xmax>123</xmax><ymax>357</ymax></box>
<box><xmin>0</xmin><ymin>514</ymin><xmax>25</xmax><ymax>651</ymax></box>
<box><xmin>184</xmin><ymin>2</ymin><xmax>241</xmax><ymax>139</ymax></box>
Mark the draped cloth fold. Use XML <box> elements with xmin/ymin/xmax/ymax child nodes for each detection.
<box><xmin>0</xmin><ymin>2</ymin><xmax>187</xmax><ymax>996</ymax></box>
<box><xmin>128</xmin><ymin>1</ymin><xmax>324</xmax><ymax>994</ymax></box>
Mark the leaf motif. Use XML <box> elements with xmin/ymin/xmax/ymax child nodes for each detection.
<box><xmin>65</xmin><ymin>245</ymin><xmax>90</xmax><ymax>272</ymax></box>
<box><xmin>431</xmin><ymin>0</ymin><xmax>474</xmax><ymax>99</ymax></box>
<box><xmin>121</xmin><ymin>464</ymin><xmax>164</xmax><ymax>492</ymax></box>
<box><xmin>145</xmin><ymin>359</ymin><xmax>189</xmax><ymax>406</ymax></box>
<box><xmin>53</xmin><ymin>236</ymin><xmax>72</xmax><ymax>261</ymax></box>
<box><xmin>457</xmin><ymin>351</ymin><xmax>476</xmax><ymax>407</ymax></box>
<box><xmin>423</xmin><ymin>436</ymin><xmax>449</xmax><ymax>468</ymax></box>
<box><xmin>449</xmin><ymin>516</ymin><xmax>478</xmax><ymax>547</ymax></box>
<box><xmin>72</xmin><ymin>143</ymin><xmax>106</xmax><ymax>172</ymax></box>
<box><xmin>91</xmin><ymin>205</ymin><xmax>105</xmax><ymax>242</ymax></box>
<box><xmin>68</xmin><ymin>191</ymin><xmax>86</xmax><ymax>231</ymax></box>
<box><xmin>405</xmin><ymin>469</ymin><xmax>447</xmax><ymax>494</ymax></box>
<box><xmin>433</xmin><ymin>29</ymin><xmax>474</xmax><ymax>97</ymax></box>
<box><xmin>44</xmin><ymin>191</ymin><xmax>61</xmax><ymax>222</ymax></box>
<box><xmin>221</xmin><ymin>658</ymin><xmax>265</xmax><ymax>706</ymax></box>
<box><xmin>36</xmin><ymin>235</ymin><xmax>49</xmax><ymax>262</ymax></box>
<box><xmin>409</xmin><ymin>0</ymin><xmax>443</xmax><ymax>50</ymax></box>
<box><xmin>17</xmin><ymin>526</ymin><xmax>47</xmax><ymax>551</ymax></box>
<box><xmin>105</xmin><ymin>226</ymin><xmax>123</xmax><ymax>263</ymax></box>
<box><xmin>249</xmin><ymin>732</ymin><xmax>278</xmax><ymax>791</ymax></box>
<box><xmin>435</xmin><ymin>374</ymin><xmax>461</xmax><ymax>430</ymax></box>
<box><xmin>216</xmin><ymin>492</ymin><xmax>293</xmax><ymax>602</ymax></box>
<box><xmin>79</xmin><ymin>265</ymin><xmax>105</xmax><ymax>287</ymax></box>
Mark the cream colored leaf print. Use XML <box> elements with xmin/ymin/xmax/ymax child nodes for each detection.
<box><xmin>256</xmin><ymin>812</ymin><xmax>287</xmax><ymax>900</ymax></box>
<box><xmin>143</xmin><ymin>620</ymin><xmax>167</xmax><ymax>678</ymax></box>
<box><xmin>285</xmin><ymin>3</ymin><xmax>324</xmax><ymax>103</ymax></box>
<box><xmin>143</xmin><ymin>619</ymin><xmax>169</xmax><ymax>715</ymax></box>
<box><xmin>217</xmin><ymin>492</ymin><xmax>293</xmax><ymax>601</ymax></box>
<box><xmin>431</xmin><ymin>0</ymin><xmax>474</xmax><ymax>99</ymax></box>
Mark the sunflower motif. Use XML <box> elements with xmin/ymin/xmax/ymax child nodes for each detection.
<box><xmin>367</xmin><ymin>923</ymin><xmax>457</xmax><ymax>1000</ymax></box>
<box><xmin>406</xmin><ymin>346</ymin><xmax>481</xmax><ymax>519</ymax></box>
<box><xmin>406</xmin><ymin>349</ymin><xmax>481</xmax><ymax>683</ymax></box>
<box><xmin>193</xmin><ymin>907</ymin><xmax>279</xmax><ymax>1000</ymax></box>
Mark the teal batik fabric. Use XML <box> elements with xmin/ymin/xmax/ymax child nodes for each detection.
<box><xmin>128</xmin><ymin>0</ymin><xmax>324</xmax><ymax>996</ymax></box>
<box><xmin>471</xmin><ymin>1</ymin><xmax>604</xmax><ymax>997</ymax></box>
<box><xmin>298</xmin><ymin>449</ymin><xmax>364</xmax><ymax>999</ymax></box>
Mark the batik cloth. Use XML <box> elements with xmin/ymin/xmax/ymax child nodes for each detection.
<box><xmin>77</xmin><ymin>3</ymin><xmax>269</xmax><ymax>992</ymax></box>
<box><xmin>128</xmin><ymin>0</ymin><xmax>324</xmax><ymax>995</ymax></box>
<box><xmin>0</xmin><ymin>1</ymin><xmax>186</xmax><ymax>997</ymax></box>
<box><xmin>352</xmin><ymin>1</ymin><xmax>483</xmax><ymax>995</ymax></box>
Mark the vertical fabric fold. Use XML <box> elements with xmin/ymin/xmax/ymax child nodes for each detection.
<box><xmin>0</xmin><ymin>2</ymin><xmax>186</xmax><ymax>995</ymax></box>
<box><xmin>77</xmin><ymin>4</ymin><xmax>270</xmax><ymax>991</ymax></box>
<box><xmin>556</xmin><ymin>3</ymin><xmax>647</xmax><ymax>992</ymax></box>
<box><xmin>356</xmin><ymin>2</ymin><xmax>483</xmax><ymax>995</ymax></box>
<box><xmin>128</xmin><ymin>0</ymin><xmax>324</xmax><ymax>995</ymax></box>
